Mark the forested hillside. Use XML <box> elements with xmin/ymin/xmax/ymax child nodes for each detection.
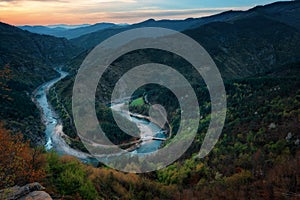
<box><xmin>0</xmin><ymin>22</ymin><xmax>81</xmax><ymax>144</ymax></box>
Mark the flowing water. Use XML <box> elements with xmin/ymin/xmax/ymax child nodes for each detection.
<box><xmin>34</xmin><ymin>69</ymin><xmax>166</xmax><ymax>164</ymax></box>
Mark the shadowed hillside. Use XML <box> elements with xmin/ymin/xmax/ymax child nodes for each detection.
<box><xmin>0</xmin><ymin>22</ymin><xmax>82</xmax><ymax>144</ymax></box>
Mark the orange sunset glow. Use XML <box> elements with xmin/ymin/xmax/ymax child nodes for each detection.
<box><xmin>0</xmin><ymin>0</ymin><xmax>276</xmax><ymax>25</ymax></box>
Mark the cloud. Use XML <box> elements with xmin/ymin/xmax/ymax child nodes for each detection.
<box><xmin>79</xmin><ymin>7</ymin><xmax>250</xmax><ymax>22</ymax></box>
<box><xmin>94</xmin><ymin>0</ymin><xmax>136</xmax><ymax>2</ymax></box>
<box><xmin>0</xmin><ymin>0</ymin><xmax>250</xmax><ymax>25</ymax></box>
<box><xmin>0</xmin><ymin>0</ymin><xmax>67</xmax><ymax>2</ymax></box>
<box><xmin>0</xmin><ymin>0</ymin><xmax>136</xmax><ymax>3</ymax></box>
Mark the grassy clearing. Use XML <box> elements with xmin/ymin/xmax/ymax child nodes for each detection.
<box><xmin>130</xmin><ymin>97</ymin><xmax>145</xmax><ymax>106</ymax></box>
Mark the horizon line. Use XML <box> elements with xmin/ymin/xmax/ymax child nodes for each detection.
<box><xmin>0</xmin><ymin>5</ymin><xmax>251</xmax><ymax>27</ymax></box>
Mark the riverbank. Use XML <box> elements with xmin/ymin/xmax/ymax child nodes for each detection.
<box><xmin>33</xmin><ymin>69</ymin><xmax>95</xmax><ymax>162</ymax></box>
<box><xmin>111</xmin><ymin>103</ymin><xmax>168</xmax><ymax>153</ymax></box>
<box><xmin>33</xmin><ymin>70</ymin><xmax>169</xmax><ymax>165</ymax></box>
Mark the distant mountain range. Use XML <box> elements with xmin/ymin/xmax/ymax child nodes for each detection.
<box><xmin>47</xmin><ymin>24</ymin><xmax>91</xmax><ymax>29</ymax></box>
<box><xmin>17</xmin><ymin>1</ymin><xmax>300</xmax><ymax>43</ymax></box>
<box><xmin>18</xmin><ymin>23</ymin><xmax>124</xmax><ymax>39</ymax></box>
<box><xmin>70</xmin><ymin>1</ymin><xmax>300</xmax><ymax>50</ymax></box>
<box><xmin>68</xmin><ymin>1</ymin><xmax>300</xmax><ymax>79</ymax></box>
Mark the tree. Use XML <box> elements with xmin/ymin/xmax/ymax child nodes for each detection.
<box><xmin>0</xmin><ymin>123</ymin><xmax>46</xmax><ymax>188</ymax></box>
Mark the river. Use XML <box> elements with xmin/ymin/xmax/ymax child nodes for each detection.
<box><xmin>33</xmin><ymin>69</ymin><xmax>93</xmax><ymax>162</ymax></box>
<box><xmin>33</xmin><ymin>69</ymin><xmax>166</xmax><ymax>164</ymax></box>
<box><xmin>111</xmin><ymin>103</ymin><xmax>167</xmax><ymax>154</ymax></box>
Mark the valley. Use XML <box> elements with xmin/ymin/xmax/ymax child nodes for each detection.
<box><xmin>0</xmin><ymin>1</ymin><xmax>300</xmax><ymax>199</ymax></box>
<box><xmin>33</xmin><ymin>68</ymin><xmax>168</xmax><ymax>164</ymax></box>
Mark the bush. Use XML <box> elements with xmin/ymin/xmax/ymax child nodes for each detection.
<box><xmin>46</xmin><ymin>153</ymin><xmax>98</xmax><ymax>199</ymax></box>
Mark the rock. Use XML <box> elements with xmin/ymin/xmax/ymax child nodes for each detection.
<box><xmin>268</xmin><ymin>123</ymin><xmax>276</xmax><ymax>129</ymax></box>
<box><xmin>286</xmin><ymin>132</ymin><xmax>293</xmax><ymax>141</ymax></box>
<box><xmin>19</xmin><ymin>191</ymin><xmax>52</xmax><ymax>200</ymax></box>
<box><xmin>0</xmin><ymin>183</ymin><xmax>52</xmax><ymax>200</ymax></box>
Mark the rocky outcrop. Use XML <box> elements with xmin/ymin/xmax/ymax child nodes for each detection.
<box><xmin>0</xmin><ymin>183</ymin><xmax>52</xmax><ymax>200</ymax></box>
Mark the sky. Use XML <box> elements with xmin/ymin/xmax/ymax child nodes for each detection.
<box><xmin>0</xmin><ymin>0</ymin><xmax>291</xmax><ymax>25</ymax></box>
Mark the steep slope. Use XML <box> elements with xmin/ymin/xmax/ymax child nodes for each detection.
<box><xmin>0</xmin><ymin>22</ymin><xmax>80</xmax><ymax>70</ymax></box>
<box><xmin>248</xmin><ymin>0</ymin><xmax>300</xmax><ymax>31</ymax></box>
<box><xmin>184</xmin><ymin>15</ymin><xmax>300</xmax><ymax>79</ymax></box>
<box><xmin>0</xmin><ymin>22</ymin><xmax>81</xmax><ymax>144</ymax></box>
<box><xmin>70</xmin><ymin>26</ymin><xmax>129</xmax><ymax>51</ymax></box>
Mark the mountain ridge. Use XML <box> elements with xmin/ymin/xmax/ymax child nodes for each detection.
<box><xmin>18</xmin><ymin>22</ymin><xmax>122</xmax><ymax>39</ymax></box>
<box><xmin>70</xmin><ymin>0</ymin><xmax>300</xmax><ymax>50</ymax></box>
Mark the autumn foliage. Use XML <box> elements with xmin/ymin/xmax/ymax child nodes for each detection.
<box><xmin>0</xmin><ymin>123</ymin><xmax>46</xmax><ymax>189</ymax></box>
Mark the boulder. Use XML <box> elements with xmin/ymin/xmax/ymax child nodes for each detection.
<box><xmin>0</xmin><ymin>183</ymin><xmax>52</xmax><ymax>200</ymax></box>
<box><xmin>19</xmin><ymin>191</ymin><xmax>52</xmax><ymax>200</ymax></box>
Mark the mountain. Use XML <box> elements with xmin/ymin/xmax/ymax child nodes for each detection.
<box><xmin>18</xmin><ymin>25</ymin><xmax>66</xmax><ymax>37</ymax></box>
<box><xmin>47</xmin><ymin>24</ymin><xmax>90</xmax><ymax>29</ymax></box>
<box><xmin>0</xmin><ymin>22</ymin><xmax>81</xmax><ymax>144</ymax></box>
<box><xmin>71</xmin><ymin>1</ymin><xmax>300</xmax><ymax>50</ymax></box>
<box><xmin>18</xmin><ymin>1</ymin><xmax>300</xmax><ymax>43</ymax></box>
<box><xmin>19</xmin><ymin>22</ymin><xmax>120</xmax><ymax>39</ymax></box>
<box><xmin>0</xmin><ymin>22</ymin><xmax>81</xmax><ymax>80</ymax></box>
<box><xmin>184</xmin><ymin>15</ymin><xmax>300</xmax><ymax>79</ymax></box>
<box><xmin>70</xmin><ymin>1</ymin><xmax>300</xmax><ymax>80</ymax></box>
<box><xmin>248</xmin><ymin>0</ymin><xmax>300</xmax><ymax>31</ymax></box>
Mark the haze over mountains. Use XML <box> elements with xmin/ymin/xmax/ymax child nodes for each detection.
<box><xmin>18</xmin><ymin>23</ymin><xmax>120</xmax><ymax>39</ymax></box>
<box><xmin>17</xmin><ymin>1</ymin><xmax>300</xmax><ymax>44</ymax></box>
